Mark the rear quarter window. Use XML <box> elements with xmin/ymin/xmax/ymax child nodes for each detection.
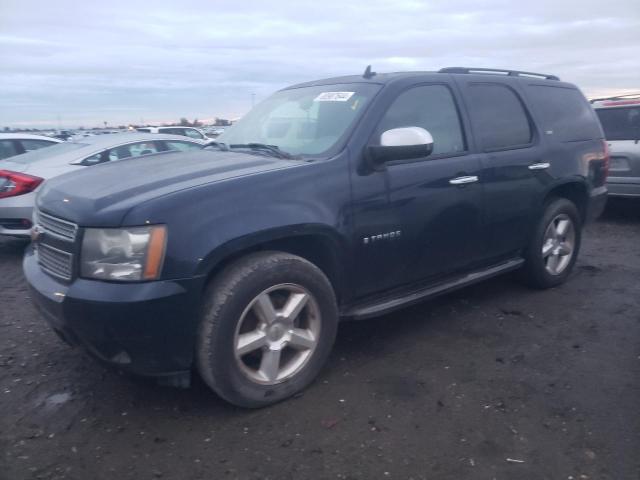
<box><xmin>0</xmin><ymin>140</ymin><xmax>19</xmax><ymax>160</ymax></box>
<box><xmin>525</xmin><ymin>85</ymin><xmax>602</xmax><ymax>142</ymax></box>
<box><xmin>595</xmin><ymin>106</ymin><xmax>640</xmax><ymax>141</ymax></box>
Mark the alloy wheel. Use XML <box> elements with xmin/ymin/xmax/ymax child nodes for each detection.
<box><xmin>542</xmin><ymin>213</ymin><xmax>575</xmax><ymax>275</ymax></box>
<box><xmin>233</xmin><ymin>283</ymin><xmax>321</xmax><ymax>385</ymax></box>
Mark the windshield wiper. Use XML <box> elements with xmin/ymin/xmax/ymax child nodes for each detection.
<box><xmin>228</xmin><ymin>143</ymin><xmax>296</xmax><ymax>159</ymax></box>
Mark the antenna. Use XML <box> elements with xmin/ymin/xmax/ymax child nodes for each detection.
<box><xmin>363</xmin><ymin>65</ymin><xmax>376</xmax><ymax>79</ymax></box>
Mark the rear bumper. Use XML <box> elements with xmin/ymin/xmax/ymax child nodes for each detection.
<box><xmin>606</xmin><ymin>177</ymin><xmax>640</xmax><ymax>198</ymax></box>
<box><xmin>0</xmin><ymin>192</ymin><xmax>35</xmax><ymax>237</ymax></box>
<box><xmin>585</xmin><ymin>186</ymin><xmax>608</xmax><ymax>222</ymax></box>
<box><xmin>23</xmin><ymin>246</ymin><xmax>205</xmax><ymax>377</ymax></box>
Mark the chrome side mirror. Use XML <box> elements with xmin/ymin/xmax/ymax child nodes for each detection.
<box><xmin>367</xmin><ymin>127</ymin><xmax>434</xmax><ymax>169</ymax></box>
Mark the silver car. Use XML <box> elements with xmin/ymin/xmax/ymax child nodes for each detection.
<box><xmin>0</xmin><ymin>133</ymin><xmax>205</xmax><ymax>237</ymax></box>
<box><xmin>592</xmin><ymin>95</ymin><xmax>640</xmax><ymax>198</ymax></box>
<box><xmin>0</xmin><ymin>133</ymin><xmax>62</xmax><ymax>161</ymax></box>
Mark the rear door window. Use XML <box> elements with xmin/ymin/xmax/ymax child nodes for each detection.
<box><xmin>376</xmin><ymin>84</ymin><xmax>466</xmax><ymax>156</ymax></box>
<box><xmin>466</xmin><ymin>83</ymin><xmax>532</xmax><ymax>151</ymax></box>
<box><xmin>82</xmin><ymin>152</ymin><xmax>107</xmax><ymax>165</ymax></box>
<box><xmin>106</xmin><ymin>141</ymin><xmax>160</xmax><ymax>161</ymax></box>
<box><xmin>20</xmin><ymin>139</ymin><xmax>57</xmax><ymax>152</ymax></box>
<box><xmin>527</xmin><ymin>85</ymin><xmax>602</xmax><ymax>142</ymax></box>
<box><xmin>0</xmin><ymin>140</ymin><xmax>19</xmax><ymax>160</ymax></box>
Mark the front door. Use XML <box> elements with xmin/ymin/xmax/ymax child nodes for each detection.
<box><xmin>351</xmin><ymin>83</ymin><xmax>485</xmax><ymax>297</ymax></box>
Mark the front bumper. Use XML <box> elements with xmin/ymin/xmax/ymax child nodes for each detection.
<box><xmin>24</xmin><ymin>246</ymin><xmax>205</xmax><ymax>377</ymax></box>
<box><xmin>606</xmin><ymin>177</ymin><xmax>640</xmax><ymax>198</ymax></box>
<box><xmin>0</xmin><ymin>192</ymin><xmax>36</xmax><ymax>237</ymax></box>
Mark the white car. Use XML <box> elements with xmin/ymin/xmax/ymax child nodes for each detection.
<box><xmin>136</xmin><ymin>126</ymin><xmax>208</xmax><ymax>141</ymax></box>
<box><xmin>0</xmin><ymin>133</ymin><xmax>205</xmax><ymax>237</ymax></box>
<box><xmin>0</xmin><ymin>134</ymin><xmax>62</xmax><ymax>161</ymax></box>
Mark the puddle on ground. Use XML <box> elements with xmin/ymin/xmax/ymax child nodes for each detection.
<box><xmin>46</xmin><ymin>392</ymin><xmax>71</xmax><ymax>407</ymax></box>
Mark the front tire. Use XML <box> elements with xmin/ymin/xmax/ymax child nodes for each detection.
<box><xmin>196</xmin><ymin>251</ymin><xmax>338</xmax><ymax>408</ymax></box>
<box><xmin>521</xmin><ymin>197</ymin><xmax>582</xmax><ymax>289</ymax></box>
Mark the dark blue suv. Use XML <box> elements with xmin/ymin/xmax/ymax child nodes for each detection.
<box><xmin>24</xmin><ymin>67</ymin><xmax>608</xmax><ymax>407</ymax></box>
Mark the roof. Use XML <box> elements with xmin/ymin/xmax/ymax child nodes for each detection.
<box><xmin>0</xmin><ymin>133</ymin><xmax>62</xmax><ymax>142</ymax></box>
<box><xmin>286</xmin><ymin>71</ymin><xmax>434</xmax><ymax>89</ymax></box>
<box><xmin>591</xmin><ymin>94</ymin><xmax>640</xmax><ymax>109</ymax></box>
<box><xmin>65</xmin><ymin>132</ymin><xmax>206</xmax><ymax>148</ymax></box>
<box><xmin>286</xmin><ymin>67</ymin><xmax>563</xmax><ymax>90</ymax></box>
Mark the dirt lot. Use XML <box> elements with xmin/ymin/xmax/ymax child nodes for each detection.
<box><xmin>1</xmin><ymin>200</ymin><xmax>639</xmax><ymax>480</ymax></box>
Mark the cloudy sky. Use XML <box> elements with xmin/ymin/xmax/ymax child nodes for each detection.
<box><xmin>1</xmin><ymin>0</ymin><xmax>639</xmax><ymax>128</ymax></box>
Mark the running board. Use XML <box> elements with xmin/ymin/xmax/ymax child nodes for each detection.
<box><xmin>343</xmin><ymin>258</ymin><xmax>524</xmax><ymax>320</ymax></box>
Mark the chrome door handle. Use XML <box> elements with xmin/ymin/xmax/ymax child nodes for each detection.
<box><xmin>449</xmin><ymin>175</ymin><xmax>479</xmax><ymax>185</ymax></box>
<box><xmin>528</xmin><ymin>162</ymin><xmax>550</xmax><ymax>170</ymax></box>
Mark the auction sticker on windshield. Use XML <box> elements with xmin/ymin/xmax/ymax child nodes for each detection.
<box><xmin>314</xmin><ymin>92</ymin><xmax>355</xmax><ymax>102</ymax></box>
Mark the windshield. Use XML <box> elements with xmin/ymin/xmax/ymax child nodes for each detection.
<box><xmin>6</xmin><ymin>141</ymin><xmax>88</xmax><ymax>164</ymax></box>
<box><xmin>217</xmin><ymin>83</ymin><xmax>381</xmax><ymax>156</ymax></box>
<box><xmin>596</xmin><ymin>106</ymin><xmax>640</xmax><ymax>141</ymax></box>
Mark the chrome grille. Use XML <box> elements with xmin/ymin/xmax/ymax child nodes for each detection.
<box><xmin>37</xmin><ymin>210</ymin><xmax>78</xmax><ymax>241</ymax></box>
<box><xmin>34</xmin><ymin>209</ymin><xmax>78</xmax><ymax>281</ymax></box>
<box><xmin>37</xmin><ymin>243</ymin><xmax>73</xmax><ymax>280</ymax></box>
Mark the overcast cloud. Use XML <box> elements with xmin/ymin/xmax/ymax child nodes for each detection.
<box><xmin>1</xmin><ymin>0</ymin><xmax>639</xmax><ymax>128</ymax></box>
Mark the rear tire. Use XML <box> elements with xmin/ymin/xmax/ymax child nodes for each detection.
<box><xmin>521</xmin><ymin>197</ymin><xmax>582</xmax><ymax>289</ymax></box>
<box><xmin>196</xmin><ymin>251</ymin><xmax>338</xmax><ymax>408</ymax></box>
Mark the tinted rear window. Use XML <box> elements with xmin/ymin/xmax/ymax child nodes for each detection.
<box><xmin>0</xmin><ymin>140</ymin><xmax>19</xmax><ymax>160</ymax></box>
<box><xmin>7</xmin><ymin>142</ymin><xmax>87</xmax><ymax>164</ymax></box>
<box><xmin>466</xmin><ymin>83</ymin><xmax>532</xmax><ymax>151</ymax></box>
<box><xmin>526</xmin><ymin>85</ymin><xmax>602</xmax><ymax>142</ymax></box>
<box><xmin>595</xmin><ymin>106</ymin><xmax>640</xmax><ymax>141</ymax></box>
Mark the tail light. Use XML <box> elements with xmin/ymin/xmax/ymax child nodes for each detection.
<box><xmin>0</xmin><ymin>170</ymin><xmax>44</xmax><ymax>199</ymax></box>
<box><xmin>602</xmin><ymin>139</ymin><xmax>610</xmax><ymax>181</ymax></box>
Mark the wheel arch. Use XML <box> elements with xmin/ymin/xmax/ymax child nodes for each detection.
<box><xmin>543</xmin><ymin>178</ymin><xmax>589</xmax><ymax>224</ymax></box>
<box><xmin>197</xmin><ymin>225</ymin><xmax>350</xmax><ymax>304</ymax></box>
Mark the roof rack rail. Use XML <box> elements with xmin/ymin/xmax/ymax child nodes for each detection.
<box><xmin>589</xmin><ymin>93</ymin><xmax>640</xmax><ymax>103</ymax></box>
<box><xmin>439</xmin><ymin>67</ymin><xmax>560</xmax><ymax>81</ymax></box>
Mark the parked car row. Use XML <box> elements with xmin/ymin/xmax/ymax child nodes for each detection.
<box><xmin>20</xmin><ymin>66</ymin><xmax>611</xmax><ymax>407</ymax></box>
<box><xmin>0</xmin><ymin>133</ymin><xmax>206</xmax><ymax>236</ymax></box>
<box><xmin>0</xmin><ymin>133</ymin><xmax>62</xmax><ymax>161</ymax></box>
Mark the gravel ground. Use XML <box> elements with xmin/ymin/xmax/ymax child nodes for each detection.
<box><xmin>1</xmin><ymin>200</ymin><xmax>639</xmax><ymax>480</ymax></box>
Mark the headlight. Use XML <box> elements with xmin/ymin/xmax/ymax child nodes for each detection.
<box><xmin>81</xmin><ymin>225</ymin><xmax>167</xmax><ymax>281</ymax></box>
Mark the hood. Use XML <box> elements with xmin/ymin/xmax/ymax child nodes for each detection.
<box><xmin>37</xmin><ymin>149</ymin><xmax>301</xmax><ymax>225</ymax></box>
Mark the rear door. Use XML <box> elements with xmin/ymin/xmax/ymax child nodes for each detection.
<box><xmin>455</xmin><ymin>78</ymin><xmax>548</xmax><ymax>262</ymax></box>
